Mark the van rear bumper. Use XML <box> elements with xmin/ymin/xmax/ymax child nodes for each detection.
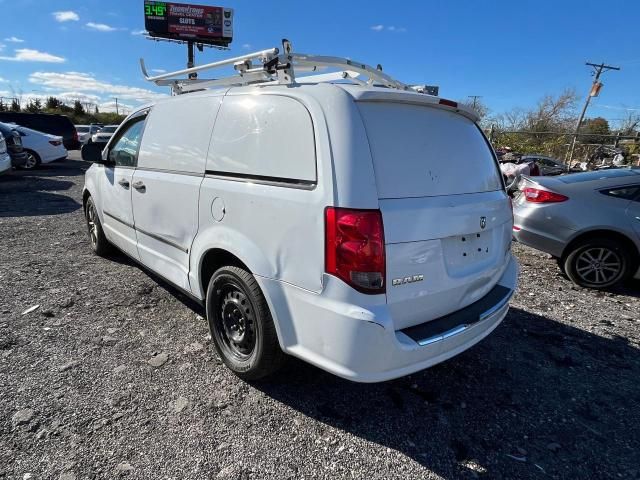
<box><xmin>258</xmin><ymin>254</ymin><xmax>518</xmax><ymax>383</ymax></box>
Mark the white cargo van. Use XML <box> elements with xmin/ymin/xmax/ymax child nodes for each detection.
<box><xmin>81</xmin><ymin>44</ymin><xmax>517</xmax><ymax>382</ymax></box>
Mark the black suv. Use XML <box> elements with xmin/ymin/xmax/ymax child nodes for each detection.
<box><xmin>0</xmin><ymin>122</ymin><xmax>28</xmax><ymax>168</ymax></box>
<box><xmin>0</xmin><ymin>112</ymin><xmax>80</xmax><ymax>150</ymax></box>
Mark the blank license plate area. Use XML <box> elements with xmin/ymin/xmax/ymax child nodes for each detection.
<box><xmin>442</xmin><ymin>231</ymin><xmax>493</xmax><ymax>273</ymax></box>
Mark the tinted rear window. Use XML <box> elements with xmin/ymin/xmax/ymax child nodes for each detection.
<box><xmin>559</xmin><ymin>169</ymin><xmax>640</xmax><ymax>184</ymax></box>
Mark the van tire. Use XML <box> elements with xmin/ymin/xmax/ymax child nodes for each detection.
<box><xmin>206</xmin><ymin>266</ymin><xmax>285</xmax><ymax>381</ymax></box>
<box><xmin>563</xmin><ymin>237</ymin><xmax>631</xmax><ymax>289</ymax></box>
<box><xmin>85</xmin><ymin>196</ymin><xmax>112</xmax><ymax>256</ymax></box>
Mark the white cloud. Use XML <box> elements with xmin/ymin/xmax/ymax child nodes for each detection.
<box><xmin>29</xmin><ymin>71</ymin><xmax>166</xmax><ymax>104</ymax></box>
<box><xmin>0</xmin><ymin>43</ymin><xmax>5</xmax><ymax>51</ymax></box>
<box><xmin>98</xmin><ymin>100</ymin><xmax>134</xmax><ymax>114</ymax></box>
<box><xmin>370</xmin><ymin>25</ymin><xmax>407</xmax><ymax>33</ymax></box>
<box><xmin>53</xmin><ymin>11</ymin><xmax>79</xmax><ymax>22</ymax></box>
<box><xmin>242</xmin><ymin>43</ymin><xmax>252</xmax><ymax>50</ymax></box>
<box><xmin>0</xmin><ymin>48</ymin><xmax>65</xmax><ymax>63</ymax></box>
<box><xmin>150</xmin><ymin>69</ymin><xmax>166</xmax><ymax>74</ymax></box>
<box><xmin>5</xmin><ymin>36</ymin><xmax>24</xmax><ymax>43</ymax></box>
<box><xmin>0</xmin><ymin>77</ymin><xmax>8</xmax><ymax>83</ymax></box>
<box><xmin>131</xmin><ymin>29</ymin><xmax>147</xmax><ymax>36</ymax></box>
<box><xmin>86</xmin><ymin>22</ymin><xmax>117</xmax><ymax>32</ymax></box>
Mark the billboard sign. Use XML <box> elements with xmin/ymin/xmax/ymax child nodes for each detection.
<box><xmin>144</xmin><ymin>1</ymin><xmax>233</xmax><ymax>46</ymax></box>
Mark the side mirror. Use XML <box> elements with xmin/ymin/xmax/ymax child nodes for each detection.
<box><xmin>81</xmin><ymin>143</ymin><xmax>105</xmax><ymax>163</ymax></box>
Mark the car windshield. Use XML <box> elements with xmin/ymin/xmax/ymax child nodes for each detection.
<box><xmin>76</xmin><ymin>126</ymin><xmax>90</xmax><ymax>133</ymax></box>
<box><xmin>99</xmin><ymin>126</ymin><xmax>117</xmax><ymax>133</ymax></box>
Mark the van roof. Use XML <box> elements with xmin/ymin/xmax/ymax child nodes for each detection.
<box><xmin>145</xmin><ymin>82</ymin><xmax>479</xmax><ymax>123</ymax></box>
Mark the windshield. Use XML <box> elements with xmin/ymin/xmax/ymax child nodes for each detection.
<box><xmin>76</xmin><ymin>126</ymin><xmax>89</xmax><ymax>133</ymax></box>
<box><xmin>99</xmin><ymin>126</ymin><xmax>118</xmax><ymax>133</ymax></box>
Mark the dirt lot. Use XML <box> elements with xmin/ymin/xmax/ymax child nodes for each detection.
<box><xmin>1</xmin><ymin>154</ymin><xmax>639</xmax><ymax>480</ymax></box>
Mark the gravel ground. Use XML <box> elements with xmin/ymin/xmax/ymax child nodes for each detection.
<box><xmin>1</xmin><ymin>154</ymin><xmax>639</xmax><ymax>480</ymax></box>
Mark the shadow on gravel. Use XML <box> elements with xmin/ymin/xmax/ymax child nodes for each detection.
<box><xmin>0</xmin><ymin>161</ymin><xmax>85</xmax><ymax>217</ymax></box>
<box><xmin>254</xmin><ymin>308</ymin><xmax>640</xmax><ymax>479</ymax></box>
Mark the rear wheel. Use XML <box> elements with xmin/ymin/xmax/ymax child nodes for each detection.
<box><xmin>206</xmin><ymin>266</ymin><xmax>285</xmax><ymax>380</ymax></box>
<box><xmin>564</xmin><ymin>237</ymin><xmax>632</xmax><ymax>289</ymax></box>
<box><xmin>85</xmin><ymin>196</ymin><xmax>112</xmax><ymax>256</ymax></box>
<box><xmin>22</xmin><ymin>150</ymin><xmax>40</xmax><ymax>170</ymax></box>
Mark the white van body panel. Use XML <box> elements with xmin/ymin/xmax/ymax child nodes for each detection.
<box><xmin>84</xmin><ymin>82</ymin><xmax>517</xmax><ymax>382</ymax></box>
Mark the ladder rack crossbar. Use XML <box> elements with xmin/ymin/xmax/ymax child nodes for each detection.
<box><xmin>140</xmin><ymin>47</ymin><xmax>279</xmax><ymax>82</ymax></box>
<box><xmin>140</xmin><ymin>40</ymin><xmax>413</xmax><ymax>95</ymax></box>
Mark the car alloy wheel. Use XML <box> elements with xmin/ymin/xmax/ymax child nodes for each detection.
<box><xmin>574</xmin><ymin>247</ymin><xmax>622</xmax><ymax>286</ymax></box>
<box><xmin>24</xmin><ymin>152</ymin><xmax>38</xmax><ymax>169</ymax></box>
<box><xmin>86</xmin><ymin>202</ymin><xmax>98</xmax><ymax>249</ymax></box>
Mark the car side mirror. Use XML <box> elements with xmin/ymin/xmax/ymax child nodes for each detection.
<box><xmin>81</xmin><ymin>143</ymin><xmax>106</xmax><ymax>163</ymax></box>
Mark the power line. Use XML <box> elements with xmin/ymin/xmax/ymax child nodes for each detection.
<box><xmin>468</xmin><ymin>95</ymin><xmax>482</xmax><ymax>109</ymax></box>
<box><xmin>567</xmin><ymin>62</ymin><xmax>621</xmax><ymax>162</ymax></box>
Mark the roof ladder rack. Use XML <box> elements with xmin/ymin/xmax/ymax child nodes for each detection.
<box><xmin>140</xmin><ymin>39</ymin><xmax>410</xmax><ymax>95</ymax></box>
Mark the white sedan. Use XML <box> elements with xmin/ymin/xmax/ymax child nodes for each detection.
<box><xmin>91</xmin><ymin>125</ymin><xmax>119</xmax><ymax>144</ymax></box>
<box><xmin>0</xmin><ymin>132</ymin><xmax>12</xmax><ymax>175</ymax></box>
<box><xmin>15</xmin><ymin>125</ymin><xmax>68</xmax><ymax>169</ymax></box>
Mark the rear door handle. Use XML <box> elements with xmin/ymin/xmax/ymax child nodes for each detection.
<box><xmin>132</xmin><ymin>181</ymin><xmax>146</xmax><ymax>191</ymax></box>
<box><xmin>118</xmin><ymin>178</ymin><xmax>130</xmax><ymax>188</ymax></box>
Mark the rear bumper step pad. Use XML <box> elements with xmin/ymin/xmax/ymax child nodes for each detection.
<box><xmin>400</xmin><ymin>284</ymin><xmax>512</xmax><ymax>346</ymax></box>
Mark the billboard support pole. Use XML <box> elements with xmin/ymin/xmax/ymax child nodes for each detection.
<box><xmin>187</xmin><ymin>41</ymin><xmax>197</xmax><ymax>79</ymax></box>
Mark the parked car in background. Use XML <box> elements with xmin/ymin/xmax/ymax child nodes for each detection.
<box><xmin>15</xmin><ymin>125</ymin><xmax>67</xmax><ymax>169</ymax></box>
<box><xmin>81</xmin><ymin>81</ymin><xmax>517</xmax><ymax>382</ymax></box>
<box><xmin>0</xmin><ymin>112</ymin><xmax>80</xmax><ymax>150</ymax></box>
<box><xmin>91</xmin><ymin>125</ymin><xmax>118</xmax><ymax>145</ymax></box>
<box><xmin>521</xmin><ymin>155</ymin><xmax>569</xmax><ymax>176</ymax></box>
<box><xmin>0</xmin><ymin>132</ymin><xmax>12</xmax><ymax>175</ymax></box>
<box><xmin>0</xmin><ymin>122</ymin><xmax>28</xmax><ymax>168</ymax></box>
<box><xmin>513</xmin><ymin>168</ymin><xmax>640</xmax><ymax>289</ymax></box>
<box><xmin>75</xmin><ymin>125</ymin><xmax>102</xmax><ymax>145</ymax></box>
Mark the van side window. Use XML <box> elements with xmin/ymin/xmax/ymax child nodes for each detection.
<box><xmin>108</xmin><ymin>117</ymin><xmax>146</xmax><ymax>167</ymax></box>
<box><xmin>137</xmin><ymin>95</ymin><xmax>222</xmax><ymax>174</ymax></box>
<box><xmin>207</xmin><ymin>95</ymin><xmax>317</xmax><ymax>183</ymax></box>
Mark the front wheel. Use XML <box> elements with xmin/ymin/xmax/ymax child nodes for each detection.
<box><xmin>85</xmin><ymin>196</ymin><xmax>112</xmax><ymax>256</ymax></box>
<box><xmin>206</xmin><ymin>266</ymin><xmax>285</xmax><ymax>380</ymax></box>
<box><xmin>563</xmin><ymin>238</ymin><xmax>632</xmax><ymax>289</ymax></box>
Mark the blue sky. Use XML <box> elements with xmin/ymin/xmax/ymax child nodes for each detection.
<box><xmin>0</xmin><ymin>0</ymin><xmax>638</xmax><ymax>125</ymax></box>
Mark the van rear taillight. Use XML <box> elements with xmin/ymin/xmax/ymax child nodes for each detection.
<box><xmin>325</xmin><ymin>207</ymin><xmax>385</xmax><ymax>294</ymax></box>
<box><xmin>522</xmin><ymin>187</ymin><xmax>568</xmax><ymax>203</ymax></box>
<box><xmin>49</xmin><ymin>140</ymin><xmax>62</xmax><ymax>146</ymax></box>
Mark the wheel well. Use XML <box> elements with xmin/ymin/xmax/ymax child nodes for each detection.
<box><xmin>562</xmin><ymin>229</ymin><xmax>640</xmax><ymax>264</ymax></box>
<box><xmin>200</xmin><ymin>249</ymin><xmax>251</xmax><ymax>294</ymax></box>
<box><xmin>24</xmin><ymin>148</ymin><xmax>40</xmax><ymax>161</ymax></box>
<box><xmin>82</xmin><ymin>190</ymin><xmax>91</xmax><ymax>211</ymax></box>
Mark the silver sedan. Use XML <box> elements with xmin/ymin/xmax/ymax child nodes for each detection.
<box><xmin>512</xmin><ymin>168</ymin><xmax>640</xmax><ymax>289</ymax></box>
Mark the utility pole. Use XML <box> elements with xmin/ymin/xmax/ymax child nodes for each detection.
<box><xmin>567</xmin><ymin>62</ymin><xmax>620</xmax><ymax>163</ymax></box>
<box><xmin>468</xmin><ymin>95</ymin><xmax>482</xmax><ymax>110</ymax></box>
<box><xmin>114</xmin><ymin>97</ymin><xmax>119</xmax><ymax>115</ymax></box>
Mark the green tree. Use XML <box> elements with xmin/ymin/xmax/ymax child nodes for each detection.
<box><xmin>73</xmin><ymin>100</ymin><xmax>85</xmax><ymax>116</ymax></box>
<box><xmin>46</xmin><ymin>96</ymin><xmax>62</xmax><ymax>109</ymax></box>
<box><xmin>0</xmin><ymin>99</ymin><xmax>5</xmax><ymax>112</ymax></box>
<box><xmin>581</xmin><ymin>117</ymin><xmax>610</xmax><ymax>144</ymax></box>
<box><xmin>10</xmin><ymin>99</ymin><xmax>20</xmax><ymax>112</ymax></box>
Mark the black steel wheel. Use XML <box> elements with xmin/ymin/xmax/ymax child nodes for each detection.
<box><xmin>206</xmin><ymin>266</ymin><xmax>285</xmax><ymax>380</ymax></box>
